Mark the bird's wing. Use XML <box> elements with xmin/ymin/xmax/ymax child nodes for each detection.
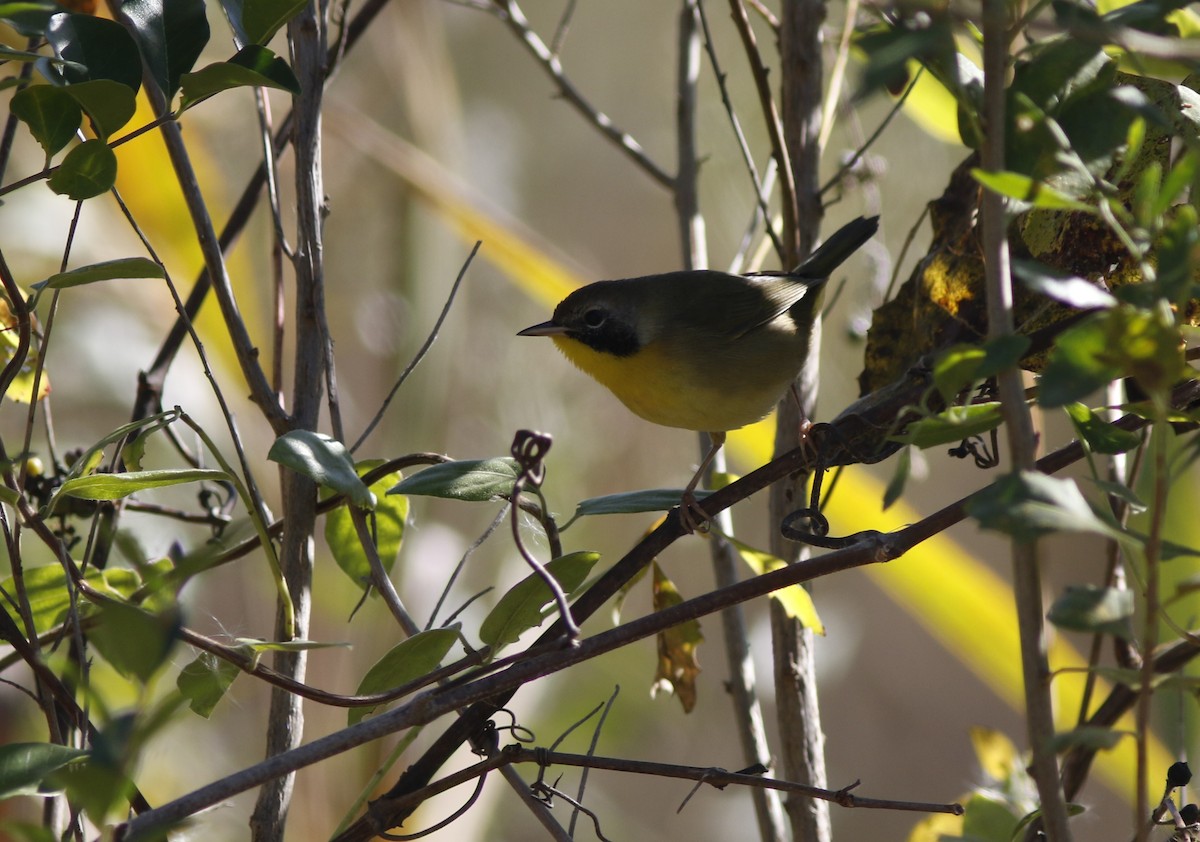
<box><xmin>728</xmin><ymin>273</ymin><xmax>819</xmax><ymax>338</ymax></box>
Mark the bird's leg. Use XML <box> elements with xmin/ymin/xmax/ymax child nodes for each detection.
<box><xmin>680</xmin><ymin>431</ymin><xmax>725</xmax><ymax>534</ymax></box>
<box><xmin>789</xmin><ymin>383</ymin><xmax>818</xmax><ymax>460</ymax></box>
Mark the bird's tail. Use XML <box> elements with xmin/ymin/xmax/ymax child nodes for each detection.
<box><xmin>792</xmin><ymin>215</ymin><xmax>879</xmax><ymax>278</ymax></box>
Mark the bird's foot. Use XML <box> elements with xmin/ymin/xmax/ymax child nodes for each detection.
<box><xmin>680</xmin><ymin>490</ymin><xmax>713</xmax><ymax>535</ymax></box>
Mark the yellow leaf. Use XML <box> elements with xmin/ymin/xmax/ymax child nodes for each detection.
<box><xmin>970</xmin><ymin>725</ymin><xmax>1020</xmax><ymax>782</ymax></box>
<box><xmin>728</xmin><ymin>536</ymin><xmax>825</xmax><ymax>635</ymax></box>
<box><xmin>651</xmin><ymin>561</ymin><xmax>702</xmax><ymax>713</ymax></box>
<box><xmin>906</xmin><ymin>811</ymin><xmax>963</xmax><ymax>842</ymax></box>
<box><xmin>0</xmin><ymin>297</ymin><xmax>50</xmax><ymax>403</ymax></box>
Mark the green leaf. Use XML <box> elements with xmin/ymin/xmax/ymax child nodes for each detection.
<box><xmin>348</xmin><ymin>628</ymin><xmax>458</xmax><ymax>726</ymax></box>
<box><xmin>729</xmin><ymin>538</ymin><xmax>824</xmax><ymax>633</ymax></box>
<box><xmin>45</xmin><ymin>12</ymin><xmax>142</xmax><ymax>91</ymax></box>
<box><xmin>36</xmin><ymin>257</ymin><xmax>164</xmax><ymax>291</ymax></box>
<box><xmin>0</xmin><ymin>565</ymin><xmax>145</xmax><ymax>636</ymax></box>
<box><xmin>967</xmin><ymin>470</ymin><xmax>1126</xmax><ymax>544</ymax></box>
<box><xmin>1063</xmin><ymin>403</ymin><xmax>1141</xmax><ymax>454</ymax></box>
<box><xmin>0</xmin><ymin>1</ymin><xmax>59</xmax><ymax>37</ymax></box>
<box><xmin>230</xmin><ymin>637</ymin><xmax>347</xmax><ymax>667</ymax></box>
<box><xmin>10</xmin><ymin>84</ymin><xmax>81</xmax><ymax>158</ymax></box>
<box><xmin>1039</xmin><ymin>306</ymin><xmax>1185</xmax><ymax>408</ymax></box>
<box><xmin>57</xmin><ymin>409</ymin><xmax>180</xmax><ymax>486</ymax></box>
<box><xmin>62</xmin><ymin>79</ymin><xmax>137</xmax><ymax>141</ymax></box>
<box><xmin>176</xmin><ymin>651</ymin><xmax>240</xmax><ymax>718</ymax></box>
<box><xmin>568</xmin><ymin>488</ymin><xmax>714</xmax><ymax>522</ymax></box>
<box><xmin>389</xmin><ymin>457</ymin><xmax>520</xmax><ymax>502</ymax></box>
<box><xmin>890</xmin><ymin>402</ymin><xmax>1004</xmax><ymax>449</ymax></box>
<box><xmin>0</xmin><ymin>743</ymin><xmax>87</xmax><ymax>798</ymax></box>
<box><xmin>242</xmin><ymin>0</ymin><xmax>306</xmax><ymax>45</ymax></box>
<box><xmin>47</xmin><ymin>139</ymin><xmax>117</xmax><ymax>200</ymax></box>
<box><xmin>1049</xmin><ymin>726</ymin><xmax>1126</xmax><ymax>752</ymax></box>
<box><xmin>120</xmin><ymin>0</ymin><xmax>210</xmax><ymax>98</ymax></box>
<box><xmin>932</xmin><ymin>336</ymin><xmax>1030</xmax><ymax>404</ymax></box>
<box><xmin>1087</xmin><ymin>478</ymin><xmax>1147</xmax><ymax>513</ymax></box>
<box><xmin>50</xmin><ymin>468</ymin><xmax>229</xmax><ymax>509</ymax></box>
<box><xmin>971</xmin><ymin>168</ymin><xmax>1093</xmax><ymax>211</ymax></box>
<box><xmin>960</xmin><ymin>791</ymin><xmax>1019</xmax><ymax>842</ymax></box>
<box><xmin>882</xmin><ymin>445</ymin><xmax>911</xmax><ymax>511</ymax></box>
<box><xmin>479</xmin><ymin>552</ymin><xmax>599</xmax><ymax>651</ymax></box>
<box><xmin>324</xmin><ymin>462</ymin><xmax>408</xmax><ymax>590</ymax></box>
<box><xmin>1013</xmin><ymin>260</ymin><xmax>1117</xmax><ymax>309</ymax></box>
<box><xmin>268</xmin><ymin>430</ymin><xmax>374</xmax><ymax>508</ymax></box>
<box><xmin>0</xmin><ymin>43</ymin><xmax>47</xmax><ymax>62</ymax></box>
<box><xmin>1047</xmin><ymin>585</ymin><xmax>1135</xmax><ymax>639</ymax></box>
<box><xmin>1157</xmin><ymin>204</ymin><xmax>1200</xmax><ymax>309</ymax></box>
<box><xmin>178</xmin><ymin>44</ymin><xmax>300</xmax><ymax>111</ymax></box>
<box><xmin>88</xmin><ymin>600</ymin><xmax>181</xmax><ymax>683</ymax></box>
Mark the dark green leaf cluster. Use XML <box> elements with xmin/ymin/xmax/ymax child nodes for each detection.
<box><xmin>2</xmin><ymin>0</ymin><xmax>302</xmax><ymax>199</ymax></box>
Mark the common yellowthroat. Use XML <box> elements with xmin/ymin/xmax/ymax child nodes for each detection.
<box><xmin>518</xmin><ymin>215</ymin><xmax>879</xmax><ymax>527</ymax></box>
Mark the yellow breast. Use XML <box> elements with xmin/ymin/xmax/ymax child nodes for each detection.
<box><xmin>552</xmin><ymin>334</ymin><xmax>793</xmax><ymax>433</ymax></box>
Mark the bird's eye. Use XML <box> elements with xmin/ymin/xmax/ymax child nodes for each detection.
<box><xmin>582</xmin><ymin>308</ymin><xmax>607</xmax><ymax>328</ymax></box>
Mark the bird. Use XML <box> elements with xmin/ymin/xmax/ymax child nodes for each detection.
<box><xmin>518</xmin><ymin>215</ymin><xmax>879</xmax><ymax>530</ymax></box>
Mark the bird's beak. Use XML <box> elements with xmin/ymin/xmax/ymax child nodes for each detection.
<box><xmin>517</xmin><ymin>321</ymin><xmax>568</xmax><ymax>337</ymax></box>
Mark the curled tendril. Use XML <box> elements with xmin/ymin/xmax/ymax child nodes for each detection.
<box><xmin>512</xmin><ymin>429</ymin><xmax>552</xmax><ymax>488</ymax></box>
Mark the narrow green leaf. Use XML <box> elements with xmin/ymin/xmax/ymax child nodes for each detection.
<box><xmin>268</xmin><ymin>430</ymin><xmax>374</xmax><ymax>508</ymax></box>
<box><xmin>1047</xmin><ymin>585</ymin><xmax>1134</xmax><ymax>639</ymax></box>
<box><xmin>1087</xmin><ymin>478</ymin><xmax>1147</xmax><ymax>513</ymax></box>
<box><xmin>882</xmin><ymin>445</ymin><xmax>911</xmax><ymax>511</ymax></box>
<box><xmin>1063</xmin><ymin>403</ymin><xmax>1141</xmax><ymax>454</ymax></box>
<box><xmin>176</xmin><ymin>652</ymin><xmax>239</xmax><ymax>718</ymax></box>
<box><xmin>0</xmin><ymin>43</ymin><xmax>46</xmax><ymax>61</ymax></box>
<box><xmin>480</xmin><ymin>552</ymin><xmax>599</xmax><ymax>651</ymax></box>
<box><xmin>324</xmin><ymin>462</ymin><xmax>408</xmax><ymax>590</ymax></box>
<box><xmin>0</xmin><ymin>743</ymin><xmax>88</xmax><ymax>798</ymax></box>
<box><xmin>570</xmin><ymin>488</ymin><xmax>714</xmax><ymax>520</ymax></box>
<box><xmin>58</xmin><ymin>409</ymin><xmax>180</xmax><ymax>486</ymax></box>
<box><xmin>971</xmin><ymin>168</ymin><xmax>1093</xmax><ymax>211</ymax></box>
<box><xmin>178</xmin><ymin>44</ymin><xmax>300</xmax><ymax>110</ymax></box>
<box><xmin>10</xmin><ymin>85</ymin><xmax>81</xmax><ymax>158</ymax></box>
<box><xmin>50</xmin><ymin>468</ymin><xmax>228</xmax><ymax>508</ymax></box>
<box><xmin>0</xmin><ymin>1</ymin><xmax>58</xmax><ymax>37</ymax></box>
<box><xmin>1049</xmin><ymin>726</ymin><xmax>1126</xmax><ymax>752</ymax></box>
<box><xmin>47</xmin><ymin>139</ymin><xmax>117</xmax><ymax>200</ymax></box>
<box><xmin>230</xmin><ymin>637</ymin><xmax>347</xmax><ymax>666</ymax></box>
<box><xmin>348</xmin><ymin>628</ymin><xmax>458</xmax><ymax>725</ymax></box>
<box><xmin>890</xmin><ymin>402</ymin><xmax>1004</xmax><ymax>449</ymax></box>
<box><xmin>389</xmin><ymin>457</ymin><xmax>520</xmax><ymax>502</ymax></box>
<box><xmin>242</xmin><ymin>0</ymin><xmax>306</xmax><ymax>45</ymax></box>
<box><xmin>36</xmin><ymin>257</ymin><xmax>164</xmax><ymax>291</ymax></box>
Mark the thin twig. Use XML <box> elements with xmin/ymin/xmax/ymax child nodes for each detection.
<box><xmin>979</xmin><ymin>0</ymin><xmax>1071</xmax><ymax>836</ymax></box>
<box><xmin>728</xmin><ymin>0</ymin><xmax>798</xmax><ymax>265</ymax></box>
<box><xmin>696</xmin><ymin>0</ymin><xmax>785</xmax><ymax>261</ymax></box>
<box><xmin>492</xmin><ymin>0</ymin><xmax>674</xmax><ymax>189</ymax></box>
<box><xmin>353</xmin><ymin>242</ymin><xmax>480</xmax><ymax>452</ymax></box>
<box><xmin>569</xmin><ymin>686</ymin><xmax>619</xmax><ymax>837</ymax></box>
<box><xmin>817</xmin><ymin>0</ymin><xmax>859</xmax><ymax>153</ymax></box>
